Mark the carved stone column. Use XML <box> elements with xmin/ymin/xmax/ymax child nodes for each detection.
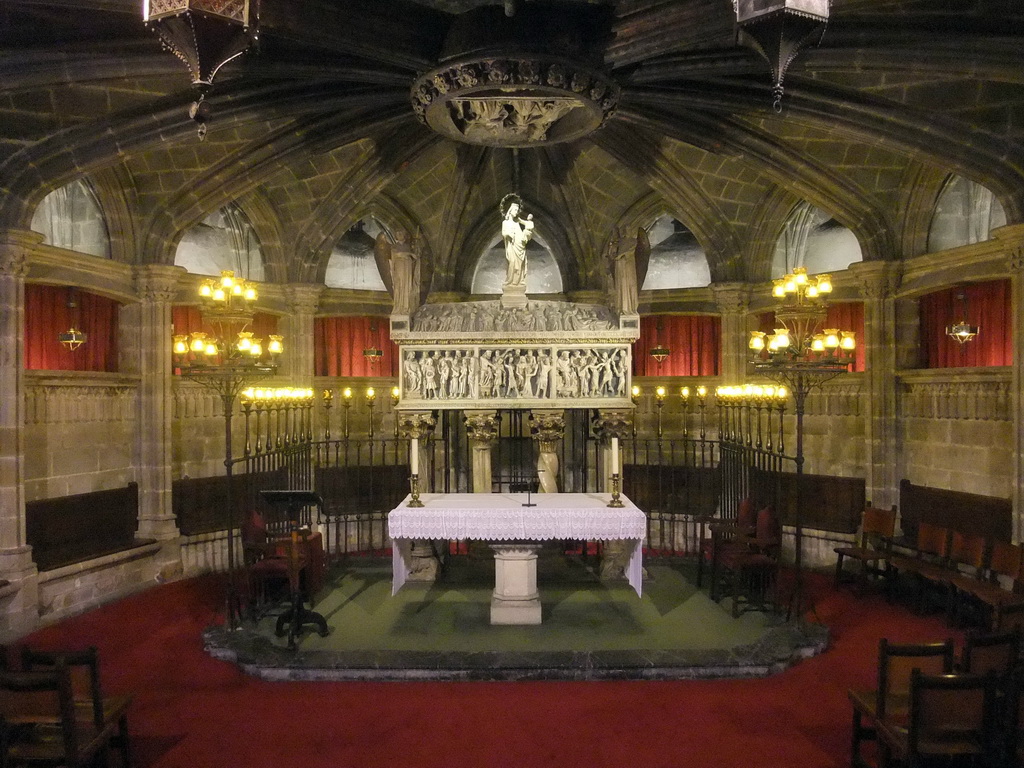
<box><xmin>397</xmin><ymin>410</ymin><xmax>439</xmax><ymax>581</ymax></box>
<box><xmin>592</xmin><ymin>409</ymin><xmax>635</xmax><ymax>582</ymax></box>
<box><xmin>711</xmin><ymin>282</ymin><xmax>751</xmax><ymax>383</ymax></box>
<box><xmin>464</xmin><ymin>410</ymin><xmax>498</xmax><ymax>493</ymax></box>
<box><xmin>127</xmin><ymin>266</ymin><xmax>187</xmax><ymax>562</ymax></box>
<box><xmin>529</xmin><ymin>409</ymin><xmax>565</xmax><ymax>493</ymax></box>
<box><xmin>848</xmin><ymin>260</ymin><xmax>902</xmax><ymax>510</ymax></box>
<box><xmin>283</xmin><ymin>284</ymin><xmax>323</xmax><ymax>387</ymax></box>
<box><xmin>0</xmin><ymin>231</ymin><xmax>41</xmax><ymax>637</ymax></box>
<box><xmin>996</xmin><ymin>224</ymin><xmax>1024</xmax><ymax>542</ymax></box>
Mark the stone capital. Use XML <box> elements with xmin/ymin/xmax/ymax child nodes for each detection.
<box><xmin>0</xmin><ymin>230</ymin><xmax>42</xmax><ymax>277</ymax></box>
<box><xmin>529</xmin><ymin>409</ymin><xmax>565</xmax><ymax>451</ymax></box>
<box><xmin>710</xmin><ymin>282</ymin><xmax>751</xmax><ymax>315</ymax></box>
<box><xmin>398</xmin><ymin>410</ymin><xmax>437</xmax><ymax>439</ymax></box>
<box><xmin>464</xmin><ymin>409</ymin><xmax>499</xmax><ymax>446</ymax></box>
<box><xmin>847</xmin><ymin>259</ymin><xmax>901</xmax><ymax>301</ymax></box>
<box><xmin>284</xmin><ymin>283</ymin><xmax>324</xmax><ymax>315</ymax></box>
<box><xmin>135</xmin><ymin>264</ymin><xmax>186</xmax><ymax>303</ymax></box>
<box><xmin>591</xmin><ymin>408</ymin><xmax>632</xmax><ymax>440</ymax></box>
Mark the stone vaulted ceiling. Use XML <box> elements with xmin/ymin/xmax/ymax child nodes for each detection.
<box><xmin>1</xmin><ymin>0</ymin><xmax>1023</xmax><ymax>296</ymax></box>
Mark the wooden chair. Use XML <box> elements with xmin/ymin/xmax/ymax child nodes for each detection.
<box><xmin>241</xmin><ymin>508</ymin><xmax>308</xmax><ymax>619</ymax></box>
<box><xmin>716</xmin><ymin>505</ymin><xmax>780</xmax><ymax>618</ymax></box>
<box><xmin>957</xmin><ymin>628</ymin><xmax>1021</xmax><ymax>677</ymax></box>
<box><xmin>950</xmin><ymin>540</ymin><xmax>1024</xmax><ymax>630</ymax></box>
<box><xmin>834</xmin><ymin>505</ymin><xmax>897</xmax><ymax>591</ymax></box>
<box><xmin>887</xmin><ymin>522</ymin><xmax>952</xmax><ymax>611</ymax></box>
<box><xmin>848</xmin><ymin>638</ymin><xmax>955</xmax><ymax>768</ymax></box>
<box><xmin>0</xmin><ymin>660</ymin><xmax>122</xmax><ymax>767</ymax></box>
<box><xmin>938</xmin><ymin>531</ymin><xmax>989</xmax><ymax>622</ymax></box>
<box><xmin>20</xmin><ymin>645</ymin><xmax>131</xmax><ymax>766</ymax></box>
<box><xmin>877</xmin><ymin>670</ymin><xmax>997</xmax><ymax>768</ymax></box>
<box><xmin>695</xmin><ymin>497</ymin><xmax>755</xmax><ymax>591</ymax></box>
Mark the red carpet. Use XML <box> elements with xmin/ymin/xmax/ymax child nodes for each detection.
<box><xmin>24</xmin><ymin>572</ymin><xmax>959</xmax><ymax>768</ymax></box>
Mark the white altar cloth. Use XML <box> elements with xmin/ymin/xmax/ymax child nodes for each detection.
<box><xmin>388</xmin><ymin>492</ymin><xmax>646</xmax><ymax>597</ymax></box>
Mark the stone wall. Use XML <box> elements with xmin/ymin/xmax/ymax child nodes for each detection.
<box><xmin>898</xmin><ymin>368</ymin><xmax>1013</xmax><ymax>498</ymax></box>
<box><xmin>23</xmin><ymin>372</ymin><xmax>138</xmax><ymax>500</ymax></box>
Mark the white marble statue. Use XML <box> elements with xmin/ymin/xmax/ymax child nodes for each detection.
<box><xmin>501</xmin><ymin>194</ymin><xmax>534</xmax><ymax>289</ymax></box>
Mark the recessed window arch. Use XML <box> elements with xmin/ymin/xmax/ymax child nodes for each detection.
<box><xmin>927</xmin><ymin>175</ymin><xmax>1007</xmax><ymax>252</ymax></box>
<box><xmin>174</xmin><ymin>203</ymin><xmax>264</xmax><ymax>281</ymax></box>
<box><xmin>324</xmin><ymin>218</ymin><xmax>388</xmax><ymax>291</ymax></box>
<box><xmin>470</xmin><ymin>233</ymin><xmax>563</xmax><ymax>295</ymax></box>
<box><xmin>640</xmin><ymin>216</ymin><xmax>711</xmax><ymax>290</ymax></box>
<box><xmin>30</xmin><ymin>178</ymin><xmax>111</xmax><ymax>258</ymax></box>
<box><xmin>771</xmin><ymin>202</ymin><xmax>862</xmax><ymax>278</ymax></box>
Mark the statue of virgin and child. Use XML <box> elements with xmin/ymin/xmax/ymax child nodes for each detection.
<box><xmin>500</xmin><ymin>193</ymin><xmax>535</xmax><ymax>290</ymax></box>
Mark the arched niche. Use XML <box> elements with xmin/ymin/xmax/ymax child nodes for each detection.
<box><xmin>470</xmin><ymin>232</ymin><xmax>563</xmax><ymax>295</ymax></box>
<box><xmin>772</xmin><ymin>202</ymin><xmax>862</xmax><ymax>278</ymax></box>
<box><xmin>927</xmin><ymin>175</ymin><xmax>1007</xmax><ymax>253</ymax></box>
<box><xmin>324</xmin><ymin>218</ymin><xmax>389</xmax><ymax>291</ymax></box>
<box><xmin>174</xmin><ymin>203</ymin><xmax>264</xmax><ymax>281</ymax></box>
<box><xmin>30</xmin><ymin>178</ymin><xmax>111</xmax><ymax>259</ymax></box>
<box><xmin>640</xmin><ymin>216</ymin><xmax>711</xmax><ymax>290</ymax></box>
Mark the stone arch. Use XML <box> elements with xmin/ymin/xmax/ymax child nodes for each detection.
<box><xmin>29</xmin><ymin>177</ymin><xmax>111</xmax><ymax>259</ymax></box>
<box><xmin>927</xmin><ymin>174</ymin><xmax>1008</xmax><ymax>253</ymax></box>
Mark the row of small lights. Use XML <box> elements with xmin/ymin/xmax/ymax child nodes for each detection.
<box><xmin>629</xmin><ymin>384</ymin><xmax>790</xmax><ymax>403</ymax></box>
<box><xmin>240</xmin><ymin>387</ymin><xmax>315</xmax><ymax>405</ymax></box>
<box><xmin>715</xmin><ymin>384</ymin><xmax>789</xmax><ymax>402</ymax></box>
<box><xmin>324</xmin><ymin>386</ymin><xmax>402</xmax><ymax>405</ymax></box>
<box><xmin>631</xmin><ymin>385</ymin><xmax>710</xmax><ymax>402</ymax></box>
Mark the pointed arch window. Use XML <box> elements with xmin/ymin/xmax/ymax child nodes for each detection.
<box><xmin>771</xmin><ymin>202</ymin><xmax>862</xmax><ymax>279</ymax></box>
<box><xmin>640</xmin><ymin>217</ymin><xmax>711</xmax><ymax>290</ymax></box>
<box><xmin>30</xmin><ymin>178</ymin><xmax>111</xmax><ymax>259</ymax></box>
<box><xmin>927</xmin><ymin>176</ymin><xmax>1006</xmax><ymax>253</ymax></box>
<box><xmin>325</xmin><ymin>218</ymin><xmax>389</xmax><ymax>291</ymax></box>
<box><xmin>174</xmin><ymin>203</ymin><xmax>264</xmax><ymax>282</ymax></box>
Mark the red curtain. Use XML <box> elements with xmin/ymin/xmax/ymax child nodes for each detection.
<box><xmin>25</xmin><ymin>284</ymin><xmax>120</xmax><ymax>372</ymax></box>
<box><xmin>633</xmin><ymin>315</ymin><xmax>721</xmax><ymax>377</ymax></box>
<box><xmin>756</xmin><ymin>302</ymin><xmax>865</xmax><ymax>372</ymax></box>
<box><xmin>919</xmin><ymin>279</ymin><xmax>1011</xmax><ymax>368</ymax></box>
<box><xmin>314</xmin><ymin>316</ymin><xmax>397</xmax><ymax>377</ymax></box>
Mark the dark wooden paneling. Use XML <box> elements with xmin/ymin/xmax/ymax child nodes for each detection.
<box><xmin>315</xmin><ymin>465</ymin><xmax>409</xmax><ymax>517</ymax></box>
<box><xmin>26</xmin><ymin>483</ymin><xmax>141</xmax><ymax>571</ymax></box>
<box><xmin>898</xmin><ymin>479</ymin><xmax>1011</xmax><ymax>543</ymax></box>
<box><xmin>623</xmin><ymin>464</ymin><xmax>720</xmax><ymax>518</ymax></box>
<box><xmin>750</xmin><ymin>468</ymin><xmax>866</xmax><ymax>534</ymax></box>
<box><xmin>173</xmin><ymin>470</ymin><xmax>287</xmax><ymax>536</ymax></box>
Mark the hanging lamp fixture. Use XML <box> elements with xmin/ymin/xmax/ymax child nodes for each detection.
<box><xmin>733</xmin><ymin>0</ymin><xmax>830</xmax><ymax>112</ymax></box>
<box><xmin>946</xmin><ymin>288</ymin><xmax>979</xmax><ymax>345</ymax></box>
<box><xmin>649</xmin><ymin>318</ymin><xmax>671</xmax><ymax>366</ymax></box>
<box><xmin>58</xmin><ymin>287</ymin><xmax>87</xmax><ymax>352</ymax></box>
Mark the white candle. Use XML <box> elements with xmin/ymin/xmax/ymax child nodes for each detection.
<box><xmin>611</xmin><ymin>436</ymin><xmax>619</xmax><ymax>476</ymax></box>
<box><xmin>410</xmin><ymin>436</ymin><xmax>419</xmax><ymax>476</ymax></box>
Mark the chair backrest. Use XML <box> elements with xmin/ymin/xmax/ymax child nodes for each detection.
<box><xmin>736</xmin><ymin>498</ymin><xmax>756</xmax><ymax>531</ymax></box>
<box><xmin>907</xmin><ymin>671</ymin><xmax>995</xmax><ymax>760</ymax></box>
<box><xmin>988</xmin><ymin>540</ymin><xmax>1023</xmax><ymax>584</ymax></box>
<box><xmin>877</xmin><ymin>638</ymin><xmax>955</xmax><ymax>719</ymax></box>
<box><xmin>948</xmin><ymin>531</ymin><xmax>987</xmax><ymax>573</ymax></box>
<box><xmin>755</xmin><ymin>506</ymin><xmax>780</xmax><ymax>552</ymax></box>
<box><xmin>860</xmin><ymin>505</ymin><xmax>896</xmax><ymax>548</ymax></box>
<box><xmin>960</xmin><ymin>629</ymin><xmax>1021</xmax><ymax>676</ymax></box>
<box><xmin>915</xmin><ymin>522</ymin><xmax>950</xmax><ymax>559</ymax></box>
<box><xmin>994</xmin><ymin>600</ymin><xmax>1024</xmax><ymax>634</ymax></box>
<box><xmin>241</xmin><ymin>509</ymin><xmax>268</xmax><ymax>546</ymax></box>
<box><xmin>0</xmin><ymin>662</ymin><xmax>81</xmax><ymax>762</ymax></box>
<box><xmin>20</xmin><ymin>646</ymin><xmax>105</xmax><ymax>729</ymax></box>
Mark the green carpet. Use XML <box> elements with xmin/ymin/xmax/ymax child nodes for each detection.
<box><xmin>268</xmin><ymin>553</ymin><xmax>777</xmax><ymax>654</ymax></box>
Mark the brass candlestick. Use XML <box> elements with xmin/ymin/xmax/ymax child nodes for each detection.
<box><xmin>608</xmin><ymin>473</ymin><xmax>625</xmax><ymax>507</ymax></box>
<box><xmin>408</xmin><ymin>473</ymin><xmax>424</xmax><ymax>507</ymax></box>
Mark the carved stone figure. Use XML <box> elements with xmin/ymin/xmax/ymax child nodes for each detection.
<box><xmin>379</xmin><ymin>229</ymin><xmax>419</xmax><ymax>316</ymax></box>
<box><xmin>607</xmin><ymin>229</ymin><xmax>638</xmax><ymax>316</ymax></box>
<box><xmin>501</xmin><ymin>194</ymin><xmax>534</xmax><ymax>289</ymax></box>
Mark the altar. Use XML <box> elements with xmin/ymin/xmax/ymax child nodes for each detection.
<box><xmin>388</xmin><ymin>492</ymin><xmax>646</xmax><ymax>624</ymax></box>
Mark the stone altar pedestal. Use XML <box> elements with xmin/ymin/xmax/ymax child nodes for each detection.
<box><xmin>490</xmin><ymin>543</ymin><xmax>543</xmax><ymax>625</ymax></box>
<box><xmin>500</xmin><ymin>283</ymin><xmax>528</xmax><ymax>309</ymax></box>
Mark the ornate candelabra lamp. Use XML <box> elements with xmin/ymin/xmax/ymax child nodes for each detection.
<box><xmin>748</xmin><ymin>266</ymin><xmax>856</xmax><ymax>623</ymax></box>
